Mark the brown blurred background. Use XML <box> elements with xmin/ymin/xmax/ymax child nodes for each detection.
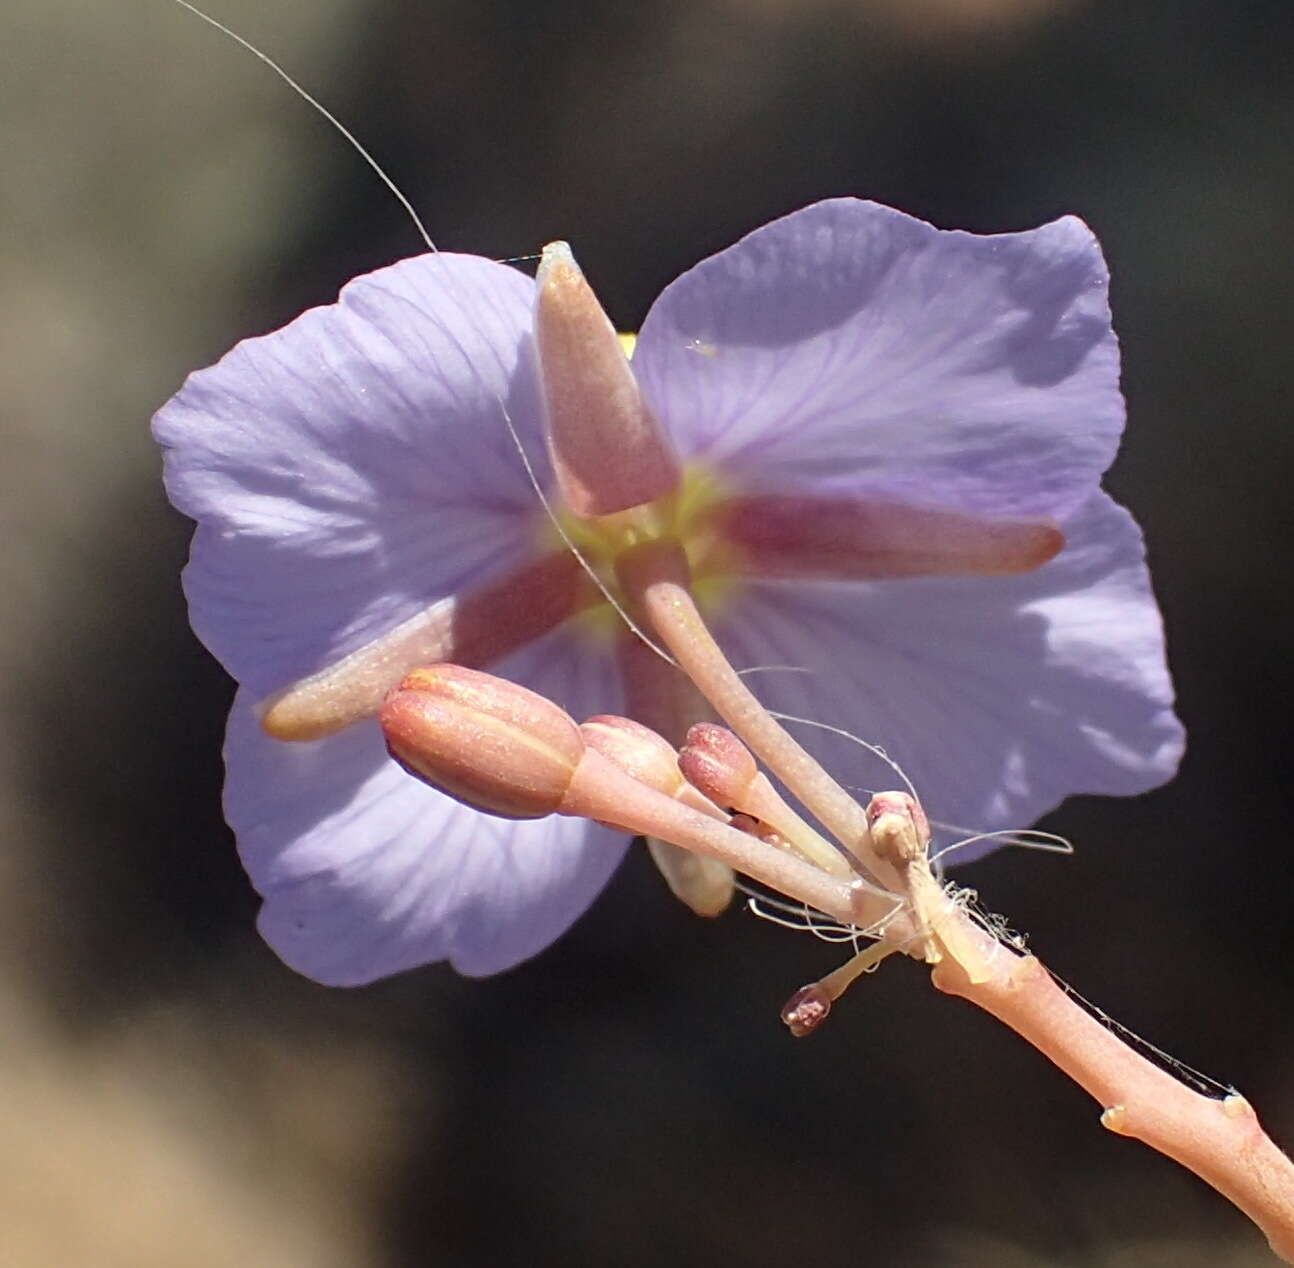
<box><xmin>2</xmin><ymin>1</ymin><xmax>1291</xmax><ymax>1264</ymax></box>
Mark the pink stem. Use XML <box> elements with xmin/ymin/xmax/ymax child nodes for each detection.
<box><xmin>618</xmin><ymin>537</ymin><xmax>1294</xmax><ymax>1258</ymax></box>
<box><xmin>933</xmin><ymin>929</ymin><xmax>1294</xmax><ymax>1262</ymax></box>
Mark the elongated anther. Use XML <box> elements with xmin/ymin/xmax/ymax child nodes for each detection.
<box><xmin>579</xmin><ymin>713</ymin><xmax>728</xmax><ymax>819</ymax></box>
<box><xmin>710</xmin><ymin>495</ymin><xmax>1064</xmax><ymax>581</ymax></box>
<box><xmin>645</xmin><ymin>840</ymin><xmax>734</xmax><ymax>918</ymax></box>
<box><xmin>535</xmin><ymin>241</ymin><xmax>681</xmax><ymax>517</ymax></box>
<box><xmin>380</xmin><ymin>665</ymin><xmax>586</xmax><ymax>819</ymax></box>
<box><xmin>676</xmin><ymin>722</ymin><xmax>758</xmax><ymax>806</ymax></box>
<box><xmin>262</xmin><ymin>552</ymin><xmax>588</xmax><ymax>742</ymax></box>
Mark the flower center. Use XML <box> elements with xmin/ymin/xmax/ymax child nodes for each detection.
<box><xmin>545</xmin><ymin>464</ymin><xmax>743</xmax><ymax>642</ymax></box>
<box><xmin>261</xmin><ymin>460</ymin><xmax>1064</xmax><ymax>743</ymax></box>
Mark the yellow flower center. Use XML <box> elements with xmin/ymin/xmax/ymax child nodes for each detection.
<box><xmin>543</xmin><ymin>464</ymin><xmax>742</xmax><ymax>643</ymax></box>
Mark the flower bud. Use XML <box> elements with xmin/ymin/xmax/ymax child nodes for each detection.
<box><xmin>677</xmin><ymin>722</ymin><xmax>758</xmax><ymax>808</ymax></box>
<box><xmin>781</xmin><ymin>984</ymin><xmax>832</xmax><ymax>1038</ymax></box>
<box><xmin>579</xmin><ymin>715</ymin><xmax>684</xmax><ymax>798</ymax></box>
<box><xmin>380</xmin><ymin>665</ymin><xmax>585</xmax><ymax>819</ymax></box>
<box><xmin>865</xmin><ymin>791</ymin><xmax>931</xmax><ymax>865</ymax></box>
<box><xmin>580</xmin><ymin>716</ymin><xmax>735</xmax><ymax>917</ymax></box>
<box><xmin>535</xmin><ymin>241</ymin><xmax>681</xmax><ymax>517</ymax></box>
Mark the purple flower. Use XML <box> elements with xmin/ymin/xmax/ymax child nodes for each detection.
<box><xmin>154</xmin><ymin>198</ymin><xmax>1183</xmax><ymax>985</ymax></box>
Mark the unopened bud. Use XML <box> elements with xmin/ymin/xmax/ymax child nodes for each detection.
<box><xmin>781</xmin><ymin>984</ymin><xmax>832</xmax><ymax>1038</ymax></box>
<box><xmin>678</xmin><ymin>722</ymin><xmax>758</xmax><ymax>808</ymax></box>
<box><xmin>682</xmin><ymin>725</ymin><xmax>853</xmax><ymax>879</ymax></box>
<box><xmin>579</xmin><ymin>715</ymin><xmax>684</xmax><ymax>798</ymax></box>
<box><xmin>865</xmin><ymin>791</ymin><xmax>930</xmax><ymax>865</ymax></box>
<box><xmin>581</xmin><ymin>717</ymin><xmax>733</xmax><ymax>917</ymax></box>
<box><xmin>645</xmin><ymin>839</ymin><xmax>734</xmax><ymax>918</ymax></box>
<box><xmin>780</xmin><ymin>939</ymin><xmax>898</xmax><ymax>1035</ymax></box>
<box><xmin>380</xmin><ymin>665</ymin><xmax>584</xmax><ymax>819</ymax></box>
<box><xmin>535</xmin><ymin>242</ymin><xmax>681</xmax><ymax>517</ymax></box>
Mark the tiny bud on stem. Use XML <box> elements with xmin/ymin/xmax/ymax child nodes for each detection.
<box><xmin>781</xmin><ymin>985</ymin><xmax>832</xmax><ymax>1038</ymax></box>
<box><xmin>681</xmin><ymin>723</ymin><xmax>854</xmax><ymax>878</ymax></box>
<box><xmin>579</xmin><ymin>715</ymin><xmax>690</xmax><ymax>800</ymax></box>
<box><xmin>780</xmin><ymin>940</ymin><xmax>901</xmax><ymax>1037</ymax></box>
<box><xmin>866</xmin><ymin>791</ymin><xmax>931</xmax><ymax>865</ymax></box>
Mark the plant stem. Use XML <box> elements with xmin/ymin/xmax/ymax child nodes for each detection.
<box><xmin>932</xmin><ymin>935</ymin><xmax>1294</xmax><ymax>1263</ymax></box>
<box><xmin>613</xmin><ymin>533</ymin><xmax>1294</xmax><ymax>1259</ymax></box>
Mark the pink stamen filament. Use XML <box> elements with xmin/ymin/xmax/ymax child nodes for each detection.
<box><xmin>558</xmin><ymin>748</ymin><xmax>896</xmax><ymax>931</ymax></box>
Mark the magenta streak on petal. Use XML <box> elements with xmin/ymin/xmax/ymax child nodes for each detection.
<box><xmin>535</xmin><ymin>242</ymin><xmax>681</xmax><ymax>517</ymax></box>
<box><xmin>708</xmin><ymin>495</ymin><xmax>1065</xmax><ymax>581</ymax></box>
<box><xmin>262</xmin><ymin>550</ymin><xmax>591</xmax><ymax>741</ymax></box>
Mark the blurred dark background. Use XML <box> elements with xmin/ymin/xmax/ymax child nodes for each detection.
<box><xmin>3</xmin><ymin>0</ymin><xmax>1292</xmax><ymax>1263</ymax></box>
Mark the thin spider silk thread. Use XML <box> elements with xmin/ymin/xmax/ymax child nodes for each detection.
<box><xmin>166</xmin><ymin>0</ymin><xmax>435</xmax><ymax>252</ymax></box>
<box><xmin>767</xmin><ymin>694</ymin><xmax>1075</xmax><ymax>863</ymax></box>
<box><xmin>163</xmin><ymin>0</ymin><xmax>678</xmax><ymax>672</ymax></box>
